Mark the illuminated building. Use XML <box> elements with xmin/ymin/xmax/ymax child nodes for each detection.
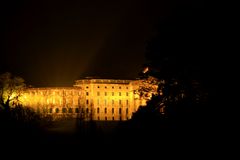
<box><xmin>21</xmin><ymin>78</ymin><xmax>147</xmax><ymax>121</ymax></box>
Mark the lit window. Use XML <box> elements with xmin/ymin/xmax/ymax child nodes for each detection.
<box><xmin>97</xmin><ymin>99</ymin><xmax>100</xmax><ymax>105</ymax></box>
<box><xmin>105</xmin><ymin>99</ymin><xmax>107</xmax><ymax>106</ymax></box>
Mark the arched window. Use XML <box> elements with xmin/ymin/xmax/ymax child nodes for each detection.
<box><xmin>62</xmin><ymin>108</ymin><xmax>67</xmax><ymax>113</ymax></box>
<box><xmin>68</xmin><ymin>108</ymin><xmax>73</xmax><ymax>113</ymax></box>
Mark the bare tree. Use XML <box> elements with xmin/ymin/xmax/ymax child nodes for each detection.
<box><xmin>0</xmin><ymin>72</ymin><xmax>26</xmax><ymax>111</ymax></box>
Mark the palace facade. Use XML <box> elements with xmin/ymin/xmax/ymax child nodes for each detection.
<box><xmin>21</xmin><ymin>78</ymin><xmax>147</xmax><ymax>121</ymax></box>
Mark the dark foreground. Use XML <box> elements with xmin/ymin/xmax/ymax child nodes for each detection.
<box><xmin>0</xmin><ymin>118</ymin><xmax>222</xmax><ymax>158</ymax></box>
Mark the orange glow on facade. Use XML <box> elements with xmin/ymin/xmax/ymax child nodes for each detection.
<box><xmin>20</xmin><ymin>78</ymin><xmax>147</xmax><ymax>121</ymax></box>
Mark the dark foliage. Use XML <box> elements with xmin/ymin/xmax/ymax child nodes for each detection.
<box><xmin>114</xmin><ymin>3</ymin><xmax>222</xmax><ymax>150</ymax></box>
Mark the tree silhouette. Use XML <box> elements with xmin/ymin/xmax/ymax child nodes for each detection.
<box><xmin>0</xmin><ymin>72</ymin><xmax>26</xmax><ymax>111</ymax></box>
<box><xmin>130</xmin><ymin>4</ymin><xmax>214</xmax><ymax>134</ymax></box>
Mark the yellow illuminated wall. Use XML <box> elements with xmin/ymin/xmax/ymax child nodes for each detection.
<box><xmin>21</xmin><ymin>79</ymin><xmax>146</xmax><ymax>121</ymax></box>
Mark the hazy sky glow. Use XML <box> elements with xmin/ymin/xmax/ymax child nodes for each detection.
<box><xmin>1</xmin><ymin>0</ymin><xmax>203</xmax><ymax>87</ymax></box>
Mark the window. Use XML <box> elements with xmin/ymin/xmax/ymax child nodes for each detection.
<box><xmin>126</xmin><ymin>87</ymin><xmax>128</xmax><ymax>89</ymax></box>
<box><xmin>97</xmin><ymin>92</ymin><xmax>100</xmax><ymax>96</ymax></box>
<box><xmin>86</xmin><ymin>108</ymin><xmax>89</xmax><ymax>113</ymax></box>
<box><xmin>97</xmin><ymin>99</ymin><xmax>100</xmax><ymax>105</ymax></box>
<box><xmin>105</xmin><ymin>92</ymin><xmax>107</xmax><ymax>96</ymax></box>
<box><xmin>105</xmin><ymin>117</ymin><xmax>107</xmax><ymax>121</ymax></box>
<box><xmin>126</xmin><ymin>92</ymin><xmax>129</xmax><ymax>96</ymax></box>
<box><xmin>112</xmin><ymin>86</ymin><xmax>114</xmax><ymax>89</ymax></box>
<box><xmin>86</xmin><ymin>99</ymin><xmax>89</xmax><ymax>104</ymax></box>
<box><xmin>98</xmin><ymin>116</ymin><xmax>100</xmax><ymax>120</ymax></box>
<box><xmin>68</xmin><ymin>108</ymin><xmax>73</xmax><ymax>113</ymax></box>
<box><xmin>112</xmin><ymin>92</ymin><xmax>114</xmax><ymax>96</ymax></box>
<box><xmin>105</xmin><ymin>86</ymin><xmax>107</xmax><ymax>89</ymax></box>
<box><xmin>112</xmin><ymin>108</ymin><xmax>114</xmax><ymax>114</ymax></box>
<box><xmin>49</xmin><ymin>108</ymin><xmax>52</xmax><ymax>113</ymax></box>
<box><xmin>97</xmin><ymin>86</ymin><xmax>100</xmax><ymax>88</ymax></box>
<box><xmin>119</xmin><ymin>100</ymin><xmax>121</xmax><ymax>105</ymax></box>
<box><xmin>104</xmin><ymin>99</ymin><xmax>107</xmax><ymax>106</ymax></box>
<box><xmin>86</xmin><ymin>86</ymin><xmax>89</xmax><ymax>89</ymax></box>
<box><xmin>112</xmin><ymin>100</ymin><xmax>114</xmax><ymax>105</ymax></box>
<box><xmin>75</xmin><ymin>108</ymin><xmax>79</xmax><ymax>113</ymax></box>
<box><xmin>104</xmin><ymin>108</ymin><xmax>107</xmax><ymax>114</ymax></box>
<box><xmin>62</xmin><ymin>108</ymin><xmax>67</xmax><ymax>113</ymax></box>
<box><xmin>119</xmin><ymin>108</ymin><xmax>122</xmax><ymax>114</ymax></box>
<box><xmin>126</xmin><ymin>100</ymin><xmax>129</xmax><ymax>105</ymax></box>
<box><xmin>112</xmin><ymin>117</ymin><xmax>114</xmax><ymax>120</ymax></box>
<box><xmin>119</xmin><ymin>92</ymin><xmax>121</xmax><ymax>96</ymax></box>
<box><xmin>126</xmin><ymin>108</ymin><xmax>128</xmax><ymax>114</ymax></box>
<box><xmin>97</xmin><ymin>108</ymin><xmax>100</xmax><ymax>114</ymax></box>
<box><xmin>86</xmin><ymin>92</ymin><xmax>89</xmax><ymax>96</ymax></box>
<box><xmin>55</xmin><ymin>108</ymin><xmax>59</xmax><ymax>113</ymax></box>
<box><xmin>119</xmin><ymin>86</ymin><xmax>121</xmax><ymax>89</ymax></box>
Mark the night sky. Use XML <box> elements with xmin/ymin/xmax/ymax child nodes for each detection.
<box><xmin>1</xmin><ymin>0</ymin><xmax>205</xmax><ymax>87</ymax></box>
